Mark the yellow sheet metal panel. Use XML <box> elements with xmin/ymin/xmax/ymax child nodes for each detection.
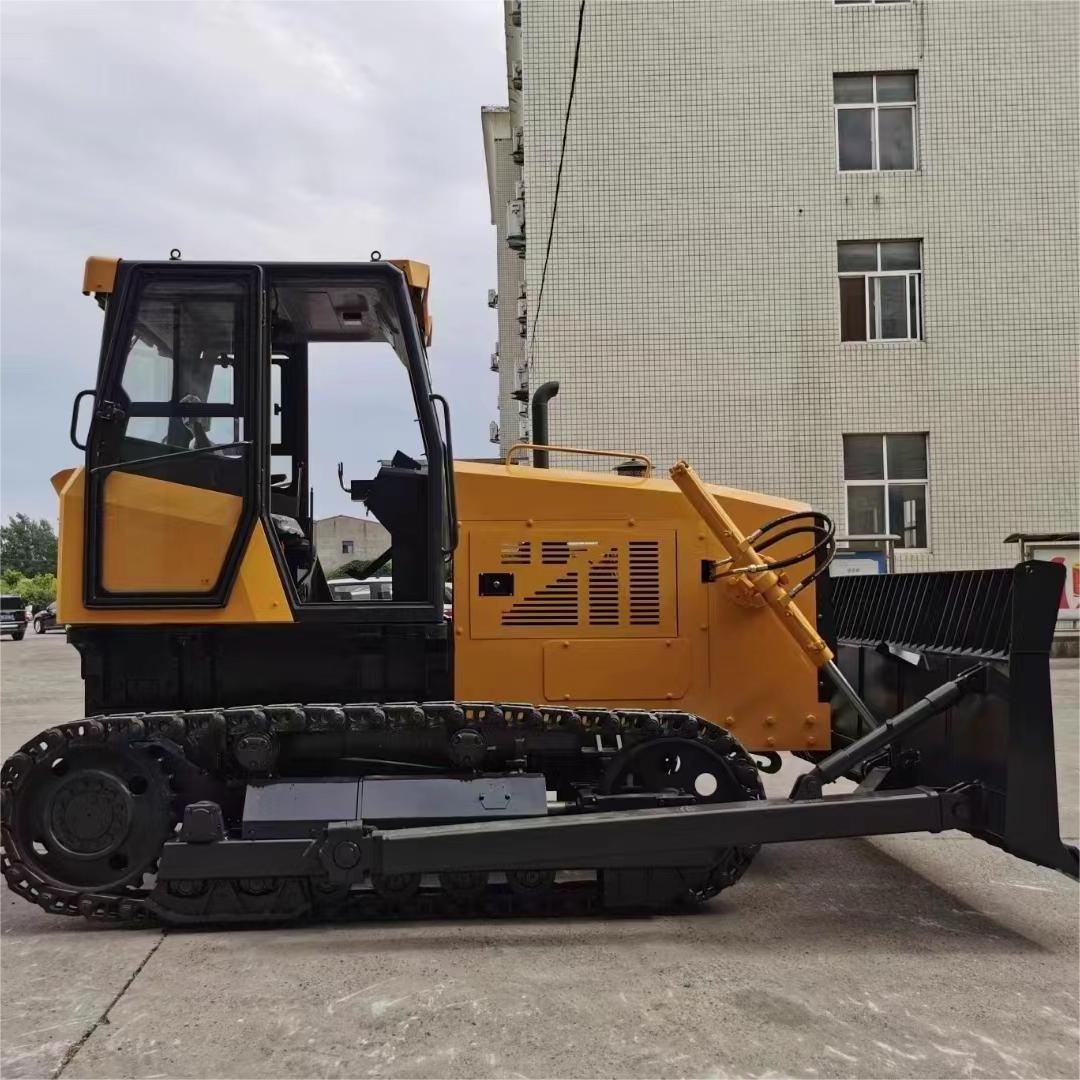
<box><xmin>388</xmin><ymin>258</ymin><xmax>432</xmax><ymax>345</ymax></box>
<box><xmin>451</xmin><ymin>460</ymin><xmax>829</xmax><ymax>753</ymax></box>
<box><xmin>542</xmin><ymin>638</ymin><xmax>691</xmax><ymax>701</ymax></box>
<box><xmin>52</xmin><ymin>467</ymin><xmax>292</xmax><ymax>625</ymax></box>
<box><xmin>387</xmin><ymin>259</ymin><xmax>430</xmax><ymax>291</ymax></box>
<box><xmin>101</xmin><ymin>472</ymin><xmax>241</xmax><ymax>592</ymax></box>
<box><xmin>468</xmin><ymin>525</ymin><xmax>677</xmax><ymax>639</ymax></box>
<box><xmin>82</xmin><ymin>256</ymin><xmax>118</xmax><ymax>296</ymax></box>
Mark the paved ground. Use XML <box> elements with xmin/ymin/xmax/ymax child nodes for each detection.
<box><xmin>2</xmin><ymin>632</ymin><xmax>1077</xmax><ymax>1080</ymax></box>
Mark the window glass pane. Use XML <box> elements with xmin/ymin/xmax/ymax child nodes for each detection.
<box><xmin>271</xmin><ymin>454</ymin><xmax>293</xmax><ymax>485</ymax></box>
<box><xmin>203</xmin><ymin>414</ymin><xmax>243</xmax><ymax>447</ymax></box>
<box><xmin>834</xmin><ymin>75</ymin><xmax>874</xmax><ymax>104</ymax></box>
<box><xmin>843</xmin><ymin>434</ymin><xmax>884</xmax><ymax>480</ymax></box>
<box><xmin>120</xmin><ymin>281</ymin><xmax>243</xmax><ymax>451</ymax></box>
<box><xmin>838</xmin><ymin>241</ymin><xmax>878</xmax><ymax>272</ymax></box>
<box><xmin>877</xmin><ymin>275</ymin><xmax>908</xmax><ymax>339</ymax></box>
<box><xmin>837</xmin><ymin>109</ymin><xmax>874</xmax><ymax>170</ymax></box>
<box><xmin>839</xmin><ymin>277</ymin><xmax>867</xmax><ymax>341</ymax></box>
<box><xmin>847</xmin><ymin>485</ymin><xmax>886</xmax><ymax>534</ymax></box>
<box><xmin>125</xmin><ymin>416</ymin><xmax>170</xmax><ymax>443</ymax></box>
<box><xmin>888</xmin><ymin>484</ymin><xmax>927</xmax><ymax>547</ymax></box>
<box><xmin>880</xmin><ymin>240</ymin><xmax>921</xmax><ymax>270</ymax></box>
<box><xmin>207</xmin><ymin>363</ymin><xmax>234</xmax><ymax>404</ymax></box>
<box><xmin>122</xmin><ymin>339</ymin><xmax>172</xmax><ymax>402</ymax></box>
<box><xmin>124</xmin><ymin>282</ymin><xmax>240</xmax><ymax>407</ymax></box>
<box><xmin>908</xmin><ymin>275</ymin><xmax>920</xmax><ymax>339</ymax></box>
<box><xmin>270</xmin><ymin>363</ymin><xmax>283</xmax><ymax>445</ymax></box>
<box><xmin>877</xmin><ymin>107</ymin><xmax>914</xmax><ymax>169</ymax></box>
<box><xmin>876</xmin><ymin>73</ymin><xmax>916</xmax><ymax>103</ymax></box>
<box><xmin>886</xmin><ymin>434</ymin><xmax>927</xmax><ymax>479</ymax></box>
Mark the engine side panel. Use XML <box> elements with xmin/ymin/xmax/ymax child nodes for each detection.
<box><xmin>452</xmin><ymin>461</ymin><xmax>830</xmax><ymax>753</ymax></box>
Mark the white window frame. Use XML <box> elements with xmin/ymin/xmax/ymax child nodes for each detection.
<box><xmin>834</xmin><ymin>73</ymin><xmax>918</xmax><ymax>173</ymax></box>
<box><xmin>837</xmin><ymin>240</ymin><xmax>922</xmax><ymax>343</ymax></box>
<box><xmin>843</xmin><ymin>433</ymin><xmax>930</xmax><ymax>552</ymax></box>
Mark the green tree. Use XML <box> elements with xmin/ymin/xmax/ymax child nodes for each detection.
<box><xmin>0</xmin><ymin>514</ymin><xmax>58</xmax><ymax>577</ymax></box>
<box><xmin>0</xmin><ymin>572</ymin><xmax>56</xmax><ymax>610</ymax></box>
<box><xmin>18</xmin><ymin>574</ymin><xmax>57</xmax><ymax>611</ymax></box>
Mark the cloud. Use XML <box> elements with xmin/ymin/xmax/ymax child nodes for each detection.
<box><xmin>1</xmin><ymin>0</ymin><xmax>505</xmax><ymax>522</ymax></box>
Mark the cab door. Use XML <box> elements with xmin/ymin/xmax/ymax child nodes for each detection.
<box><xmin>84</xmin><ymin>264</ymin><xmax>263</xmax><ymax>607</ymax></box>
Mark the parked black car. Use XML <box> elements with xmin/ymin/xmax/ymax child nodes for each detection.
<box><xmin>1</xmin><ymin>595</ymin><xmax>27</xmax><ymax>641</ymax></box>
<box><xmin>33</xmin><ymin>601</ymin><xmax>62</xmax><ymax>634</ymax></box>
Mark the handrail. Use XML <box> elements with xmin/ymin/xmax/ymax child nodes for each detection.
<box><xmin>504</xmin><ymin>442</ymin><xmax>653</xmax><ymax>477</ymax></box>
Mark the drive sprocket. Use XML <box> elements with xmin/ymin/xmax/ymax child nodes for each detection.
<box><xmin>2</xmin><ymin>736</ymin><xmax>176</xmax><ymax>907</ymax></box>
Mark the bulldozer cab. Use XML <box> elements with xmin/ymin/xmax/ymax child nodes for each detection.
<box><xmin>78</xmin><ymin>257</ymin><xmax>450</xmax><ymax>623</ymax></box>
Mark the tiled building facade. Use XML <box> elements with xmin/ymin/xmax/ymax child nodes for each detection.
<box><xmin>482</xmin><ymin>0</ymin><xmax>1078</xmax><ymax>570</ymax></box>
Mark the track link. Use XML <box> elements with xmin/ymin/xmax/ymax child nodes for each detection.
<box><xmin>1</xmin><ymin>702</ymin><xmax>763</xmax><ymax>926</ymax></box>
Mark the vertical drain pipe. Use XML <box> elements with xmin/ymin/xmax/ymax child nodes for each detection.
<box><xmin>531</xmin><ymin>381</ymin><xmax>560</xmax><ymax>468</ymax></box>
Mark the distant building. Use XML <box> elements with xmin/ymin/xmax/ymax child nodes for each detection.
<box><xmin>314</xmin><ymin>515</ymin><xmax>389</xmax><ymax>574</ymax></box>
<box><xmin>481</xmin><ymin>0</ymin><xmax>1079</xmax><ymax>572</ymax></box>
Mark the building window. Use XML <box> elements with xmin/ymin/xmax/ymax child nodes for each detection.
<box><xmin>834</xmin><ymin>73</ymin><xmax>917</xmax><ymax>171</ymax></box>
<box><xmin>838</xmin><ymin>240</ymin><xmax>922</xmax><ymax>342</ymax></box>
<box><xmin>835</xmin><ymin>0</ymin><xmax>911</xmax><ymax>6</ymax></box>
<box><xmin>843</xmin><ymin>434</ymin><xmax>929</xmax><ymax>549</ymax></box>
<box><xmin>341</xmin><ymin>540</ymin><xmax>355</xmax><ymax>555</ymax></box>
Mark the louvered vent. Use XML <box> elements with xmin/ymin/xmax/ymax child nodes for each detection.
<box><xmin>502</xmin><ymin>571</ymin><xmax>580</xmax><ymax>626</ymax></box>
<box><xmin>541</xmin><ymin>541</ymin><xmax>571</xmax><ymax>564</ymax></box>
<box><xmin>588</xmin><ymin>548</ymin><xmax>619</xmax><ymax>626</ymax></box>
<box><xmin>500</xmin><ymin>541</ymin><xmax>531</xmax><ymax>565</ymax></box>
<box><xmin>628</xmin><ymin>540</ymin><xmax>661</xmax><ymax>625</ymax></box>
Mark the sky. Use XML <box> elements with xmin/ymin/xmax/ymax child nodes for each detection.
<box><xmin>0</xmin><ymin>0</ymin><xmax>506</xmax><ymax>524</ymax></box>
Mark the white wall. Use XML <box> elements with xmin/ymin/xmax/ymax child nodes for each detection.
<box><xmin>499</xmin><ymin>0</ymin><xmax>1078</xmax><ymax>570</ymax></box>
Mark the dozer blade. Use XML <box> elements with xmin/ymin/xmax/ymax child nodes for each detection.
<box><xmin>825</xmin><ymin>558</ymin><xmax>1077</xmax><ymax>877</ymax></box>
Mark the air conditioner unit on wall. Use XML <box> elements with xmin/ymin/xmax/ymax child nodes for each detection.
<box><xmin>489</xmin><ymin>421</ymin><xmax>500</xmax><ymax>444</ymax></box>
<box><xmin>512</xmin><ymin>61</ymin><xmax>522</xmax><ymax>92</ymax></box>
<box><xmin>510</xmin><ymin>0</ymin><xmax>522</xmax><ymax>29</ymax></box>
<box><xmin>487</xmin><ymin>288</ymin><xmax>498</xmax><ymax>308</ymax></box>
<box><xmin>511</xmin><ymin>360</ymin><xmax>529</xmax><ymax>402</ymax></box>
<box><xmin>512</xmin><ymin>127</ymin><xmax>524</xmax><ymax>165</ymax></box>
<box><xmin>506</xmin><ymin>196</ymin><xmax>525</xmax><ymax>252</ymax></box>
<box><xmin>490</xmin><ymin>350</ymin><xmax>500</xmax><ymax>373</ymax></box>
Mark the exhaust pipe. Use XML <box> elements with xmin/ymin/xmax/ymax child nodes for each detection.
<box><xmin>530</xmin><ymin>381</ymin><xmax>560</xmax><ymax>469</ymax></box>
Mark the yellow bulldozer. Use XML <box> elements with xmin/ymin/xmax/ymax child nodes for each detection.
<box><xmin>1</xmin><ymin>254</ymin><xmax>1074</xmax><ymax>924</ymax></box>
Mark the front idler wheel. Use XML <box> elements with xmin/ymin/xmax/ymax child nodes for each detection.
<box><xmin>600</xmin><ymin>732</ymin><xmax>763</xmax><ymax>905</ymax></box>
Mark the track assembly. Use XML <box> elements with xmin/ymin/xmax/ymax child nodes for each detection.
<box><xmin>1</xmin><ymin>702</ymin><xmax>763</xmax><ymax>925</ymax></box>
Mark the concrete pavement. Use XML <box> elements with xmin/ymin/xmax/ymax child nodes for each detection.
<box><xmin>2</xmin><ymin>632</ymin><xmax>1077</xmax><ymax>1079</ymax></box>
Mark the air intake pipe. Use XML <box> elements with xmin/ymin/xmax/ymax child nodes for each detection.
<box><xmin>530</xmin><ymin>381</ymin><xmax>560</xmax><ymax>469</ymax></box>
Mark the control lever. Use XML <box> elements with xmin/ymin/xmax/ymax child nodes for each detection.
<box><xmin>336</xmin><ymin>461</ymin><xmax>349</xmax><ymax>493</ymax></box>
